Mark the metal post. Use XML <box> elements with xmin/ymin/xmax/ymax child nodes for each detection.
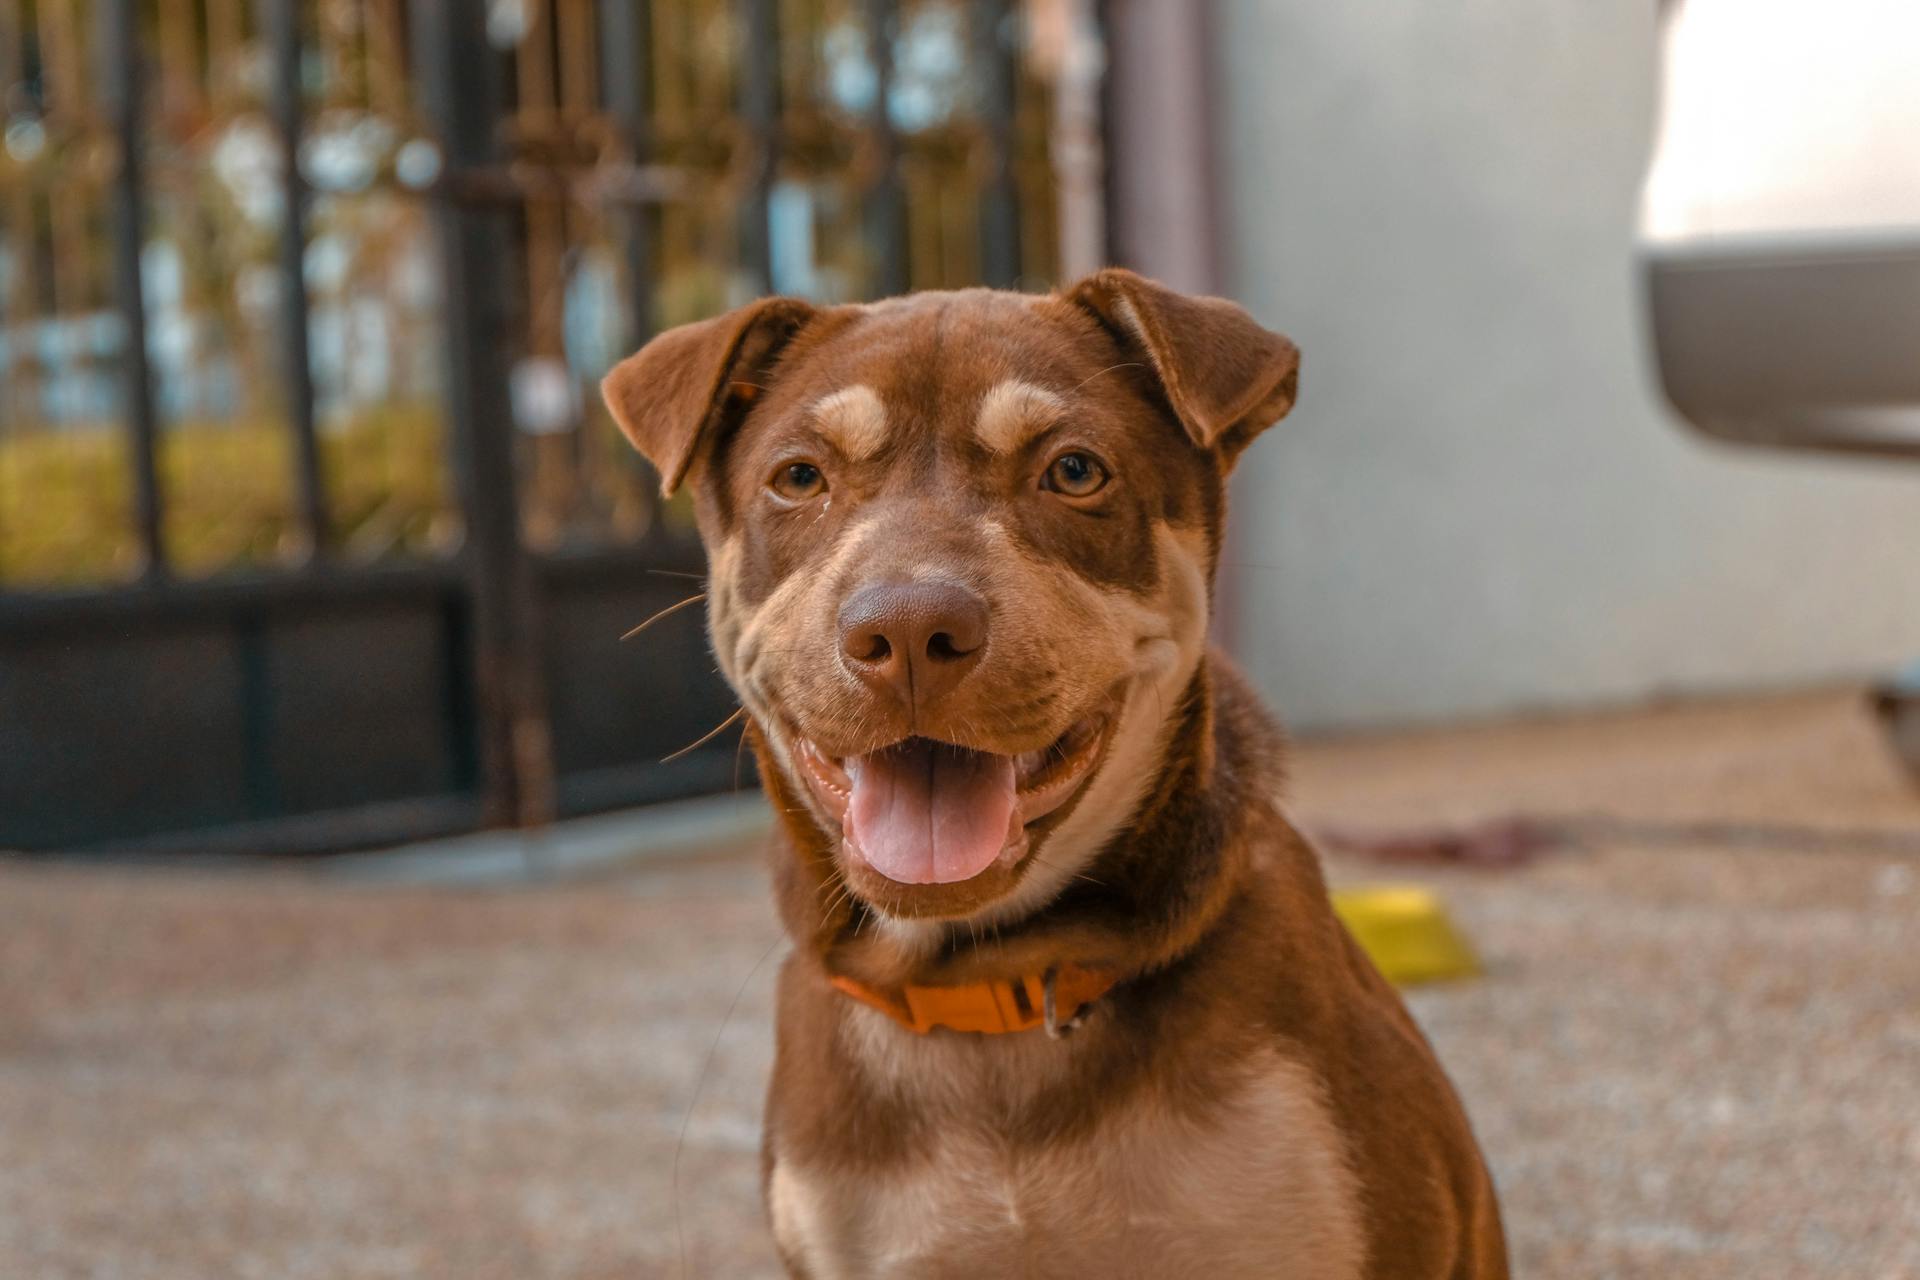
<box><xmin>972</xmin><ymin>0</ymin><xmax>1021</xmax><ymax>287</ymax></box>
<box><xmin>1045</xmin><ymin>0</ymin><xmax>1106</xmax><ymax>281</ymax></box>
<box><xmin>99</xmin><ymin>0</ymin><xmax>166</xmax><ymax>579</ymax></box>
<box><xmin>412</xmin><ymin>0</ymin><xmax>555</xmax><ymax>828</ymax></box>
<box><xmin>1102</xmin><ymin>0</ymin><xmax>1220</xmax><ymax>294</ymax></box>
<box><xmin>264</xmin><ymin>0</ymin><xmax>329</xmax><ymax>559</ymax></box>
<box><xmin>599</xmin><ymin>0</ymin><xmax>666</xmax><ymax>533</ymax></box>
<box><xmin>1101</xmin><ymin>0</ymin><xmax>1235</xmax><ymax>643</ymax></box>
<box><xmin>863</xmin><ymin>0</ymin><xmax>909</xmax><ymax>297</ymax></box>
<box><xmin>738</xmin><ymin>0</ymin><xmax>779</xmax><ymax>294</ymax></box>
<box><xmin>598</xmin><ymin>0</ymin><xmax>657</xmax><ymax>347</ymax></box>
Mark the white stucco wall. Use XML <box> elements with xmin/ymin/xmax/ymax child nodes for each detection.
<box><xmin>1214</xmin><ymin>0</ymin><xmax>1920</xmax><ymax>728</ymax></box>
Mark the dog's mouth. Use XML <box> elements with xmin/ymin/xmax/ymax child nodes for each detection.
<box><xmin>794</xmin><ymin>714</ymin><xmax>1112</xmax><ymax>887</ymax></box>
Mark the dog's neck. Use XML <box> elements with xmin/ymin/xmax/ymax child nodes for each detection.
<box><xmin>757</xmin><ymin>652</ymin><xmax>1285</xmax><ymax>993</ymax></box>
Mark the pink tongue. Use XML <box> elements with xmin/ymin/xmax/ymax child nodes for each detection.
<box><xmin>845</xmin><ymin>740</ymin><xmax>1018</xmax><ymax>885</ymax></box>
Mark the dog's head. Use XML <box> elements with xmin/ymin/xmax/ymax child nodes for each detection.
<box><xmin>604</xmin><ymin>271</ymin><xmax>1297</xmax><ymax>925</ymax></box>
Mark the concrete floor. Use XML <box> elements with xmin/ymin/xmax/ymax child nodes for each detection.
<box><xmin>4</xmin><ymin>689</ymin><xmax>1918</xmax><ymax>1278</ymax></box>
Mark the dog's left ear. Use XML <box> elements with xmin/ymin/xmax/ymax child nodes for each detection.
<box><xmin>1064</xmin><ymin>268</ymin><xmax>1299</xmax><ymax>468</ymax></box>
<box><xmin>601</xmin><ymin>296</ymin><xmax>818</xmax><ymax>496</ymax></box>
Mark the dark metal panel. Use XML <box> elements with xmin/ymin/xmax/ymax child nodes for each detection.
<box><xmin>533</xmin><ymin>540</ymin><xmax>707</xmax><ymax>583</ymax></box>
<box><xmin>263</xmin><ymin>0</ymin><xmax>330</xmax><ymax>556</ymax></box>
<box><xmin>554</xmin><ymin>754</ymin><xmax>753</xmax><ymax>818</ymax></box>
<box><xmin>66</xmin><ymin>793</ymin><xmax>486</xmax><ymax>858</ymax></box>
<box><xmin>237</xmin><ymin>613</ymin><xmax>278</xmax><ymax>818</ymax></box>
<box><xmin>97</xmin><ymin>0</ymin><xmax>165</xmax><ymax>578</ymax></box>
<box><xmin>972</xmin><ymin>0</ymin><xmax>1022</xmax><ymax>287</ymax></box>
<box><xmin>538</xmin><ymin>570</ymin><xmax>738</xmax><ymax>779</ymax></box>
<box><xmin>0</xmin><ymin>561</ymin><xmax>465</xmax><ymax>635</ymax></box>
<box><xmin>0</xmin><ymin>627</ymin><xmax>250</xmax><ymax>847</ymax></box>
<box><xmin>261</xmin><ymin>607</ymin><xmax>464</xmax><ymax>814</ymax></box>
<box><xmin>438</xmin><ymin>592</ymin><xmax>482</xmax><ymax>797</ymax></box>
<box><xmin>0</xmin><ymin>584</ymin><xmax>479</xmax><ymax>850</ymax></box>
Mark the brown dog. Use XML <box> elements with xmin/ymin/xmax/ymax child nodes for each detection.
<box><xmin>605</xmin><ymin>271</ymin><xmax>1507</xmax><ymax>1278</ymax></box>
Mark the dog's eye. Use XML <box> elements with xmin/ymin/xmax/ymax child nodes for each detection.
<box><xmin>1043</xmin><ymin>451</ymin><xmax>1109</xmax><ymax>498</ymax></box>
<box><xmin>769</xmin><ymin>461</ymin><xmax>827</xmax><ymax>501</ymax></box>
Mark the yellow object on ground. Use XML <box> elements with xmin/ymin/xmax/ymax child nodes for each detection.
<box><xmin>1332</xmin><ymin>885</ymin><xmax>1482</xmax><ymax>984</ymax></box>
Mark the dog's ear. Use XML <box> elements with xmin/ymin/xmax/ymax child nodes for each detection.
<box><xmin>1064</xmin><ymin>268</ymin><xmax>1299</xmax><ymax>467</ymax></box>
<box><xmin>601</xmin><ymin>296</ymin><xmax>818</xmax><ymax>496</ymax></box>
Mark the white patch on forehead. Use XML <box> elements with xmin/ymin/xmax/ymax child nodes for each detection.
<box><xmin>810</xmin><ymin>384</ymin><xmax>889</xmax><ymax>460</ymax></box>
<box><xmin>974</xmin><ymin>380</ymin><xmax>1067</xmax><ymax>455</ymax></box>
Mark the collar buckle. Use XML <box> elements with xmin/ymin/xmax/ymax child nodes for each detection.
<box><xmin>1042</xmin><ymin>965</ymin><xmax>1085</xmax><ymax>1039</ymax></box>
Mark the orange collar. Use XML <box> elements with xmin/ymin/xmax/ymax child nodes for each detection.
<box><xmin>829</xmin><ymin>962</ymin><xmax>1120</xmax><ymax>1036</ymax></box>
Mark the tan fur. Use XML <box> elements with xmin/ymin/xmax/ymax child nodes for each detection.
<box><xmin>809</xmin><ymin>385</ymin><xmax>890</xmax><ymax>460</ymax></box>
<box><xmin>973</xmin><ymin>379</ymin><xmax>1069</xmax><ymax>455</ymax></box>
<box><xmin>605</xmin><ymin>272</ymin><xmax>1508</xmax><ymax>1279</ymax></box>
<box><xmin>768</xmin><ymin>1046</ymin><xmax>1365</xmax><ymax>1279</ymax></box>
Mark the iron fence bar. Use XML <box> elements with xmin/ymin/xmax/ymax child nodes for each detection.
<box><xmin>972</xmin><ymin>0</ymin><xmax>1021</xmax><ymax>287</ymax></box>
<box><xmin>412</xmin><ymin>0</ymin><xmax>555</xmax><ymax>829</ymax></box>
<box><xmin>738</xmin><ymin>0</ymin><xmax>779</xmax><ymax>294</ymax></box>
<box><xmin>264</xmin><ymin>0</ymin><xmax>329</xmax><ymax>559</ymax></box>
<box><xmin>598</xmin><ymin>0</ymin><xmax>656</xmax><ymax>346</ymax></box>
<box><xmin>597</xmin><ymin>0</ymin><xmax>666</xmax><ymax>537</ymax></box>
<box><xmin>863</xmin><ymin>0</ymin><xmax>908</xmax><ymax>297</ymax></box>
<box><xmin>98</xmin><ymin>0</ymin><xmax>166</xmax><ymax>579</ymax></box>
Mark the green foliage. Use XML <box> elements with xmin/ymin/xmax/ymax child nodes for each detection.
<box><xmin>0</xmin><ymin>405</ymin><xmax>455</xmax><ymax>588</ymax></box>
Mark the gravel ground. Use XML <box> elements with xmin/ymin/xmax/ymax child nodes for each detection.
<box><xmin>3</xmin><ymin>689</ymin><xmax>1917</xmax><ymax>1278</ymax></box>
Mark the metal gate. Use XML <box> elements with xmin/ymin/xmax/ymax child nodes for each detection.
<box><xmin>0</xmin><ymin>0</ymin><xmax>1073</xmax><ymax>852</ymax></box>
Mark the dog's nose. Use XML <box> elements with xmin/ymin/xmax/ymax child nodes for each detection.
<box><xmin>838</xmin><ymin>581</ymin><xmax>988</xmax><ymax>707</ymax></box>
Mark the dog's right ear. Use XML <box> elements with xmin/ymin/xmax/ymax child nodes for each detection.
<box><xmin>601</xmin><ymin>296</ymin><xmax>818</xmax><ymax>496</ymax></box>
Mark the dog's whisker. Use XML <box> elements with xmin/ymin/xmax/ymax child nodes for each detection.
<box><xmin>732</xmin><ymin>718</ymin><xmax>753</xmax><ymax>790</ymax></box>
<box><xmin>819</xmin><ymin>883</ymin><xmax>852</xmax><ymax>924</ymax></box>
<box><xmin>1026</xmin><ymin>853</ymin><xmax>1110</xmax><ymax>891</ymax></box>
<box><xmin>817</xmin><ymin>874</ymin><xmax>852</xmax><ymax>911</ymax></box>
<box><xmin>661</xmin><ymin>707</ymin><xmax>746</xmax><ymax>764</ymax></box>
<box><xmin>622</xmin><ymin>593</ymin><xmax>707</xmax><ymax>641</ymax></box>
<box><xmin>1069</xmin><ymin>360</ymin><xmax>1146</xmax><ymax>395</ymax></box>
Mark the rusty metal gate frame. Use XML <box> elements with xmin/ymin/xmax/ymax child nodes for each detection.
<box><xmin>0</xmin><ymin>0</ymin><xmax>1052</xmax><ymax>853</ymax></box>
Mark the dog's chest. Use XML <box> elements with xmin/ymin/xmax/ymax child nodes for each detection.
<box><xmin>767</xmin><ymin>1048</ymin><xmax>1365</xmax><ymax>1280</ymax></box>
